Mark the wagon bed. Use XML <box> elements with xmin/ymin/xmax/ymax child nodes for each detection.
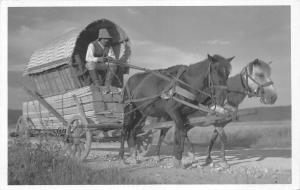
<box><xmin>23</xmin><ymin>85</ymin><xmax>124</xmax><ymax>130</ymax></box>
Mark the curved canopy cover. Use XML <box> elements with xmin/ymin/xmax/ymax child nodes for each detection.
<box><xmin>24</xmin><ymin>19</ymin><xmax>131</xmax><ymax>75</ymax></box>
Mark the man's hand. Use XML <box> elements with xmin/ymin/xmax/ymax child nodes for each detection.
<box><xmin>96</xmin><ymin>57</ymin><xmax>105</xmax><ymax>62</ymax></box>
<box><xmin>105</xmin><ymin>56</ymin><xmax>115</xmax><ymax>62</ymax></box>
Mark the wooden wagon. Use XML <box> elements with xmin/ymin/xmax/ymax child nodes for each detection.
<box><xmin>16</xmin><ymin>19</ymin><xmax>131</xmax><ymax>160</ymax></box>
<box><xmin>15</xmin><ymin>19</ymin><xmax>252</xmax><ymax>161</ymax></box>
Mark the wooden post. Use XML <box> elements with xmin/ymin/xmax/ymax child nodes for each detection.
<box><xmin>72</xmin><ymin>95</ymin><xmax>88</xmax><ymax>125</ymax></box>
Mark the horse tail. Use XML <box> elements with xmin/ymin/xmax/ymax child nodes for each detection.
<box><xmin>121</xmin><ymin>82</ymin><xmax>131</xmax><ymax>104</ymax></box>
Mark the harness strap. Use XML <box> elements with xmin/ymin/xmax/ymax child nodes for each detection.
<box><xmin>172</xmin><ymin>96</ymin><xmax>215</xmax><ymax>114</ymax></box>
<box><xmin>174</xmin><ymin>86</ymin><xmax>196</xmax><ymax>101</ymax></box>
<box><xmin>123</xmin><ymin>94</ymin><xmax>161</xmax><ymax>104</ymax></box>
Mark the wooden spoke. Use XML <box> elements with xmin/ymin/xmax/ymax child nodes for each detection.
<box><xmin>62</xmin><ymin>115</ymin><xmax>92</xmax><ymax>161</ymax></box>
<box><xmin>136</xmin><ymin>130</ymin><xmax>154</xmax><ymax>157</ymax></box>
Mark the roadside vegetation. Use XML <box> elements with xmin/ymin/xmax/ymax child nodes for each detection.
<box><xmin>8</xmin><ymin>138</ymin><xmax>155</xmax><ymax>185</ymax></box>
<box><xmin>162</xmin><ymin>120</ymin><xmax>291</xmax><ymax>149</ymax></box>
<box><xmin>8</xmin><ymin>120</ymin><xmax>291</xmax><ymax>184</ymax></box>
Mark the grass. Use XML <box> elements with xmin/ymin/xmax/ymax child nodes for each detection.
<box><xmin>8</xmin><ymin>138</ymin><xmax>155</xmax><ymax>185</ymax></box>
<box><xmin>162</xmin><ymin>120</ymin><xmax>291</xmax><ymax>149</ymax></box>
<box><xmin>8</xmin><ymin>120</ymin><xmax>291</xmax><ymax>184</ymax></box>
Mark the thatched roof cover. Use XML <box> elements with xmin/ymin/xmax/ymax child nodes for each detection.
<box><xmin>24</xmin><ymin>19</ymin><xmax>131</xmax><ymax>75</ymax></box>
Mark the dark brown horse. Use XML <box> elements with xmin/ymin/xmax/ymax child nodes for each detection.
<box><xmin>152</xmin><ymin>58</ymin><xmax>277</xmax><ymax>168</ymax></box>
<box><xmin>119</xmin><ymin>54</ymin><xmax>234</xmax><ymax>167</ymax></box>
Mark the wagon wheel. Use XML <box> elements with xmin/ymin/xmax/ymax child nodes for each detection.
<box><xmin>15</xmin><ymin>116</ymin><xmax>31</xmax><ymax>139</ymax></box>
<box><xmin>62</xmin><ymin>115</ymin><xmax>92</xmax><ymax>161</ymax></box>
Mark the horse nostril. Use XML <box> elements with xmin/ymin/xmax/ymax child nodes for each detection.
<box><xmin>271</xmin><ymin>95</ymin><xmax>277</xmax><ymax>103</ymax></box>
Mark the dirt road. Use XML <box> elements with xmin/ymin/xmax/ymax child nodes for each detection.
<box><xmin>84</xmin><ymin>142</ymin><xmax>291</xmax><ymax>184</ymax></box>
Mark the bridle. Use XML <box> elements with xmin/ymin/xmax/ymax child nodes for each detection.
<box><xmin>240</xmin><ymin>65</ymin><xmax>274</xmax><ymax>98</ymax></box>
<box><xmin>206</xmin><ymin>60</ymin><xmax>228</xmax><ymax>107</ymax></box>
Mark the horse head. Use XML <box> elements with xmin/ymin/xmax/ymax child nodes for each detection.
<box><xmin>206</xmin><ymin>54</ymin><xmax>234</xmax><ymax>106</ymax></box>
<box><xmin>241</xmin><ymin>58</ymin><xmax>277</xmax><ymax>104</ymax></box>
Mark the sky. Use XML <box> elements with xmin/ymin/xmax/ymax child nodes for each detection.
<box><xmin>7</xmin><ymin>6</ymin><xmax>291</xmax><ymax>109</ymax></box>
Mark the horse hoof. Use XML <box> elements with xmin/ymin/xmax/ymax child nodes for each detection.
<box><xmin>173</xmin><ymin>158</ymin><xmax>183</xmax><ymax>169</ymax></box>
<box><xmin>153</xmin><ymin>156</ymin><xmax>161</xmax><ymax>163</ymax></box>
<box><xmin>217</xmin><ymin>161</ymin><xmax>230</xmax><ymax>169</ymax></box>
<box><xmin>202</xmin><ymin>157</ymin><xmax>213</xmax><ymax>166</ymax></box>
<box><xmin>187</xmin><ymin>152</ymin><xmax>195</xmax><ymax>162</ymax></box>
<box><xmin>188</xmin><ymin>162</ymin><xmax>204</xmax><ymax>169</ymax></box>
<box><xmin>125</xmin><ymin>157</ymin><xmax>139</xmax><ymax>165</ymax></box>
<box><xmin>116</xmin><ymin>155</ymin><xmax>123</xmax><ymax>161</ymax></box>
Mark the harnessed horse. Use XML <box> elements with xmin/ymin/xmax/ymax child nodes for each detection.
<box><xmin>151</xmin><ymin>58</ymin><xmax>277</xmax><ymax>168</ymax></box>
<box><xmin>119</xmin><ymin>54</ymin><xmax>234</xmax><ymax>167</ymax></box>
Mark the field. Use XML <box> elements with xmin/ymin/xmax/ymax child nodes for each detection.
<box><xmin>8</xmin><ymin>120</ymin><xmax>291</xmax><ymax>184</ymax></box>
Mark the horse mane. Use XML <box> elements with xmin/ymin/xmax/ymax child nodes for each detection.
<box><xmin>155</xmin><ymin>54</ymin><xmax>232</xmax><ymax>79</ymax></box>
<box><xmin>188</xmin><ymin>54</ymin><xmax>232</xmax><ymax>75</ymax></box>
<box><xmin>157</xmin><ymin>64</ymin><xmax>187</xmax><ymax>76</ymax></box>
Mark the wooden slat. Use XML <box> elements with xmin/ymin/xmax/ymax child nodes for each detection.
<box><xmin>22</xmin><ymin>85</ymin><xmax>68</xmax><ymax>127</ymax></box>
<box><xmin>54</xmin><ymin>71</ymin><xmax>64</xmax><ymax>92</ymax></box>
<box><xmin>65</xmin><ymin>68</ymin><xmax>75</xmax><ymax>89</ymax></box>
<box><xmin>59</xmin><ymin>68</ymin><xmax>71</xmax><ymax>90</ymax></box>
<box><xmin>33</xmin><ymin>77</ymin><xmax>41</xmax><ymax>94</ymax></box>
<box><xmin>24</xmin><ymin>102</ymin><xmax>97</xmax><ymax>117</ymax></box>
<box><xmin>37</xmin><ymin>75</ymin><xmax>47</xmax><ymax>94</ymax></box>
<box><xmin>44</xmin><ymin>73</ymin><xmax>55</xmax><ymax>94</ymax></box>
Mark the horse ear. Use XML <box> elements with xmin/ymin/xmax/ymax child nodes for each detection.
<box><xmin>207</xmin><ymin>54</ymin><xmax>215</xmax><ymax>63</ymax></box>
<box><xmin>227</xmin><ymin>56</ymin><xmax>235</xmax><ymax>62</ymax></box>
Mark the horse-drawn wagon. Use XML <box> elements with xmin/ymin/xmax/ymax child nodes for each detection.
<box><xmin>16</xmin><ymin>19</ymin><xmax>132</xmax><ymax>160</ymax></box>
<box><xmin>15</xmin><ymin>19</ymin><xmax>254</xmax><ymax>163</ymax></box>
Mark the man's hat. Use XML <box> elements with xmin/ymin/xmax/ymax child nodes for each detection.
<box><xmin>98</xmin><ymin>28</ymin><xmax>112</xmax><ymax>39</ymax></box>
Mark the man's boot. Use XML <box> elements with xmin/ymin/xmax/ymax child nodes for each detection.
<box><xmin>89</xmin><ymin>70</ymin><xmax>102</xmax><ymax>87</ymax></box>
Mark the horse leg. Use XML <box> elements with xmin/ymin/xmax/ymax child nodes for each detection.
<box><xmin>184</xmin><ymin>125</ymin><xmax>195</xmax><ymax>161</ymax></box>
<box><xmin>126</xmin><ymin>113</ymin><xmax>147</xmax><ymax>164</ymax></box>
<box><xmin>203</xmin><ymin>128</ymin><xmax>218</xmax><ymax>166</ymax></box>
<box><xmin>119</xmin><ymin>127</ymin><xmax>127</xmax><ymax>160</ymax></box>
<box><xmin>215</xmin><ymin>126</ymin><xmax>229</xmax><ymax>168</ymax></box>
<box><xmin>154</xmin><ymin>128</ymin><xmax>169</xmax><ymax>162</ymax></box>
<box><xmin>185</xmin><ymin>133</ymin><xmax>195</xmax><ymax>162</ymax></box>
<box><xmin>119</xmin><ymin>104</ymin><xmax>134</xmax><ymax>160</ymax></box>
<box><xmin>167</xmin><ymin>110</ymin><xmax>186</xmax><ymax>168</ymax></box>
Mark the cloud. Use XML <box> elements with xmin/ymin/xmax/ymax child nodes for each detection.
<box><xmin>130</xmin><ymin>39</ymin><xmax>203</xmax><ymax>71</ymax></box>
<box><xmin>8</xmin><ymin>20</ymin><xmax>78</xmax><ymax>70</ymax></box>
<box><xmin>8</xmin><ymin>64</ymin><xmax>24</xmax><ymax>72</ymax></box>
<box><xmin>126</xmin><ymin>8</ymin><xmax>139</xmax><ymax>15</ymax></box>
<box><xmin>201</xmin><ymin>39</ymin><xmax>231</xmax><ymax>45</ymax></box>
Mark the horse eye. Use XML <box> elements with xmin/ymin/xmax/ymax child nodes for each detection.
<box><xmin>224</xmin><ymin>68</ymin><xmax>229</xmax><ymax>77</ymax></box>
<box><xmin>256</xmin><ymin>73</ymin><xmax>264</xmax><ymax>78</ymax></box>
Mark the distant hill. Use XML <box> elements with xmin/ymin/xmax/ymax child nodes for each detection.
<box><xmin>8</xmin><ymin>109</ymin><xmax>22</xmax><ymax>125</ymax></box>
<box><xmin>238</xmin><ymin>105</ymin><xmax>291</xmax><ymax>122</ymax></box>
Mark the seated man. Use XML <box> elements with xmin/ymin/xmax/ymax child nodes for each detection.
<box><xmin>85</xmin><ymin>28</ymin><xmax>117</xmax><ymax>92</ymax></box>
